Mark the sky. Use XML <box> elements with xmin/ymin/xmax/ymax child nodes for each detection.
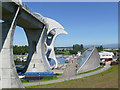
<box><xmin>13</xmin><ymin>2</ymin><xmax>118</xmax><ymax>47</ymax></box>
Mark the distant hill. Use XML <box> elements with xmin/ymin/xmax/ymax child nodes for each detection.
<box><xmin>84</xmin><ymin>44</ymin><xmax>118</xmax><ymax>49</ymax></box>
<box><xmin>55</xmin><ymin>44</ymin><xmax>118</xmax><ymax>49</ymax></box>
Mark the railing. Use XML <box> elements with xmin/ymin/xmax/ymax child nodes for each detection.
<box><xmin>12</xmin><ymin>0</ymin><xmax>45</xmax><ymax>23</ymax></box>
<box><xmin>12</xmin><ymin>0</ymin><xmax>22</xmax><ymax>5</ymax></box>
<box><xmin>22</xmin><ymin>2</ymin><xmax>45</xmax><ymax>23</ymax></box>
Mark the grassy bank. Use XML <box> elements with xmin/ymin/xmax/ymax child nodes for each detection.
<box><xmin>26</xmin><ymin>65</ymin><xmax>118</xmax><ymax>88</ymax></box>
<box><xmin>23</xmin><ymin>66</ymin><xmax>103</xmax><ymax>83</ymax></box>
<box><xmin>55</xmin><ymin>51</ymin><xmax>70</xmax><ymax>55</ymax></box>
<box><xmin>22</xmin><ymin>76</ymin><xmax>59</xmax><ymax>83</ymax></box>
<box><xmin>78</xmin><ymin>66</ymin><xmax>104</xmax><ymax>75</ymax></box>
<box><xmin>22</xmin><ymin>73</ymin><xmax>62</xmax><ymax>83</ymax></box>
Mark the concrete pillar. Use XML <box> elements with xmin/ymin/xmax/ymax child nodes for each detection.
<box><xmin>0</xmin><ymin>6</ymin><xmax>23</xmax><ymax>88</ymax></box>
<box><xmin>61</xmin><ymin>57</ymin><xmax>77</xmax><ymax>79</ymax></box>
<box><xmin>23</xmin><ymin>26</ymin><xmax>51</xmax><ymax>72</ymax></box>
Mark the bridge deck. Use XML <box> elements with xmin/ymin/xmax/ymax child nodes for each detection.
<box><xmin>0</xmin><ymin>1</ymin><xmax>45</xmax><ymax>29</ymax></box>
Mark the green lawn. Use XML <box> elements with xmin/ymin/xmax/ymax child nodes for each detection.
<box><xmin>26</xmin><ymin>65</ymin><xmax>118</xmax><ymax>88</ymax></box>
<box><xmin>55</xmin><ymin>51</ymin><xmax>71</xmax><ymax>55</ymax></box>
<box><xmin>13</xmin><ymin>55</ymin><xmax>17</xmax><ymax>59</ymax></box>
<box><xmin>78</xmin><ymin>66</ymin><xmax>103</xmax><ymax>75</ymax></box>
<box><xmin>22</xmin><ymin>76</ymin><xmax>59</xmax><ymax>83</ymax></box>
<box><xmin>23</xmin><ymin>66</ymin><xmax>103</xmax><ymax>83</ymax></box>
<box><xmin>22</xmin><ymin>73</ymin><xmax>62</xmax><ymax>83</ymax></box>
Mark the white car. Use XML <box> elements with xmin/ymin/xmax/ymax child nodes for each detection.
<box><xmin>19</xmin><ymin>75</ymin><xmax>25</xmax><ymax>79</ymax></box>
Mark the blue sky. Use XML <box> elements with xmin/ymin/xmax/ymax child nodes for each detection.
<box><xmin>13</xmin><ymin>2</ymin><xmax>118</xmax><ymax>47</ymax></box>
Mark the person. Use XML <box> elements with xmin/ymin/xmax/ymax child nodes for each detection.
<box><xmin>75</xmin><ymin>63</ymin><xmax>78</xmax><ymax>71</ymax></box>
<box><xmin>75</xmin><ymin>63</ymin><xmax>78</xmax><ymax>68</ymax></box>
<box><xmin>71</xmin><ymin>59</ymin><xmax>74</xmax><ymax>63</ymax></box>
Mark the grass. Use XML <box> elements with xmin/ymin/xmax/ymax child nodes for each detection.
<box><xmin>23</xmin><ymin>66</ymin><xmax>102</xmax><ymax>83</ymax></box>
<box><xmin>78</xmin><ymin>66</ymin><xmax>104</xmax><ymax>75</ymax></box>
<box><xmin>22</xmin><ymin>73</ymin><xmax>63</xmax><ymax>83</ymax></box>
<box><xmin>104</xmin><ymin>50</ymin><xmax>120</xmax><ymax>53</ymax></box>
<box><xmin>14</xmin><ymin>55</ymin><xmax>26</xmax><ymax>60</ymax></box>
<box><xmin>25</xmin><ymin>65</ymin><xmax>118</xmax><ymax>88</ymax></box>
<box><xmin>55</xmin><ymin>51</ymin><xmax>71</xmax><ymax>55</ymax></box>
<box><xmin>22</xmin><ymin>77</ymin><xmax>59</xmax><ymax>83</ymax></box>
<box><xmin>64</xmin><ymin>51</ymin><xmax>71</xmax><ymax>55</ymax></box>
<box><xmin>56</xmin><ymin>73</ymin><xmax>62</xmax><ymax>76</ymax></box>
<box><xmin>13</xmin><ymin>55</ymin><xmax>17</xmax><ymax>59</ymax></box>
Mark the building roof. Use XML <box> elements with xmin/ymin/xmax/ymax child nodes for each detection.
<box><xmin>99</xmin><ymin>51</ymin><xmax>114</xmax><ymax>55</ymax></box>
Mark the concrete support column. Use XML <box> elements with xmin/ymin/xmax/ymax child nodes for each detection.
<box><xmin>0</xmin><ymin>6</ymin><xmax>23</xmax><ymax>88</ymax></box>
<box><xmin>23</xmin><ymin>26</ymin><xmax>51</xmax><ymax>72</ymax></box>
<box><xmin>61</xmin><ymin>57</ymin><xmax>77</xmax><ymax>79</ymax></box>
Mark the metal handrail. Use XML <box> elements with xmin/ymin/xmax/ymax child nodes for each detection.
<box><xmin>22</xmin><ymin>2</ymin><xmax>45</xmax><ymax>23</ymax></box>
<box><xmin>12</xmin><ymin>0</ymin><xmax>44</xmax><ymax>23</ymax></box>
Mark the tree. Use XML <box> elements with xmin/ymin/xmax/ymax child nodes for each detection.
<box><xmin>69</xmin><ymin>44</ymin><xmax>84</xmax><ymax>55</ymax></box>
<box><xmin>69</xmin><ymin>50</ymin><xmax>77</xmax><ymax>55</ymax></box>
<box><xmin>100</xmin><ymin>45</ymin><xmax>103</xmax><ymax>51</ymax></box>
<box><xmin>80</xmin><ymin>44</ymin><xmax>83</xmax><ymax>50</ymax></box>
<box><xmin>97</xmin><ymin>45</ymin><xmax>103</xmax><ymax>52</ymax></box>
<box><xmin>73</xmin><ymin>44</ymin><xmax>80</xmax><ymax>51</ymax></box>
<box><xmin>13</xmin><ymin>45</ymin><xmax>28</xmax><ymax>55</ymax></box>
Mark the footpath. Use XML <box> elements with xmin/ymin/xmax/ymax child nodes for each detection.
<box><xmin>23</xmin><ymin>63</ymin><xmax>111</xmax><ymax>87</ymax></box>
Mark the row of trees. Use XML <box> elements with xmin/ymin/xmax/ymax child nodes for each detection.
<box><xmin>13</xmin><ymin>45</ymin><xmax>28</xmax><ymax>55</ymax></box>
<box><xmin>96</xmin><ymin>45</ymin><xmax>103</xmax><ymax>52</ymax></box>
<box><xmin>69</xmin><ymin>45</ymin><xmax>104</xmax><ymax>54</ymax></box>
<box><xmin>13</xmin><ymin>44</ymin><xmax>105</xmax><ymax>55</ymax></box>
<box><xmin>13</xmin><ymin>44</ymin><xmax>84</xmax><ymax>55</ymax></box>
<box><xmin>69</xmin><ymin>44</ymin><xmax>84</xmax><ymax>54</ymax></box>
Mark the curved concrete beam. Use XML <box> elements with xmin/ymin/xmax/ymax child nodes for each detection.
<box><xmin>24</xmin><ymin>12</ymin><xmax>68</xmax><ymax>73</ymax></box>
<box><xmin>43</xmin><ymin>17</ymin><xmax>68</xmax><ymax>69</ymax></box>
<box><xmin>32</xmin><ymin>12</ymin><xmax>68</xmax><ymax>69</ymax></box>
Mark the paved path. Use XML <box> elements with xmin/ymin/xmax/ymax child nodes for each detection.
<box><xmin>23</xmin><ymin>65</ymin><xmax>110</xmax><ymax>87</ymax></box>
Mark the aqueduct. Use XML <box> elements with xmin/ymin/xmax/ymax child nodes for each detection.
<box><xmin>0</xmin><ymin>0</ymin><xmax>67</xmax><ymax>88</ymax></box>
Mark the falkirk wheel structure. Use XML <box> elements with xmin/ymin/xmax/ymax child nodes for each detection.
<box><xmin>0</xmin><ymin>1</ymin><xmax>67</xmax><ymax>89</ymax></box>
<box><xmin>24</xmin><ymin>14</ymin><xmax>68</xmax><ymax>73</ymax></box>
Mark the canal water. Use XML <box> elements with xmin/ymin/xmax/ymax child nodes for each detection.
<box><xmin>49</xmin><ymin>57</ymin><xmax>65</xmax><ymax>66</ymax></box>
